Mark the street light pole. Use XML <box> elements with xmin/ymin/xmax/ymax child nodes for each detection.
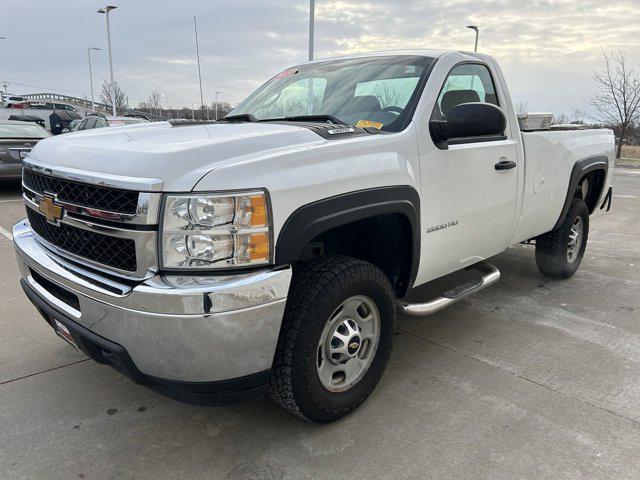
<box><xmin>98</xmin><ymin>6</ymin><xmax>118</xmax><ymax>117</ymax></box>
<box><xmin>193</xmin><ymin>16</ymin><xmax>205</xmax><ymax>120</ymax></box>
<box><xmin>308</xmin><ymin>0</ymin><xmax>315</xmax><ymax>61</ymax></box>
<box><xmin>214</xmin><ymin>91</ymin><xmax>221</xmax><ymax>120</ymax></box>
<box><xmin>466</xmin><ymin>25</ymin><xmax>479</xmax><ymax>52</ymax></box>
<box><xmin>87</xmin><ymin>47</ymin><xmax>101</xmax><ymax>112</ymax></box>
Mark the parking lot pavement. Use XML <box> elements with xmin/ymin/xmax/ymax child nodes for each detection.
<box><xmin>1</xmin><ymin>168</ymin><xmax>639</xmax><ymax>480</ymax></box>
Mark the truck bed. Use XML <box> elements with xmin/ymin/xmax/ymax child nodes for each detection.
<box><xmin>512</xmin><ymin>128</ymin><xmax>615</xmax><ymax>243</ymax></box>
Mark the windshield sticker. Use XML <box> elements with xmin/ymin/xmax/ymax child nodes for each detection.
<box><xmin>273</xmin><ymin>68</ymin><xmax>298</xmax><ymax>80</ymax></box>
<box><xmin>356</xmin><ymin>120</ymin><xmax>384</xmax><ymax>130</ymax></box>
<box><xmin>404</xmin><ymin>65</ymin><xmax>416</xmax><ymax>74</ymax></box>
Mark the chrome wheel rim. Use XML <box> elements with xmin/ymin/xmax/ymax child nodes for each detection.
<box><xmin>567</xmin><ymin>216</ymin><xmax>583</xmax><ymax>263</ymax></box>
<box><xmin>316</xmin><ymin>295</ymin><xmax>381</xmax><ymax>392</ymax></box>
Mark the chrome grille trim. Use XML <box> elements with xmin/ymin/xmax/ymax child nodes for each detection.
<box><xmin>22</xmin><ymin>184</ymin><xmax>161</xmax><ymax>226</ymax></box>
<box><xmin>23</xmin><ymin>158</ymin><xmax>164</xmax><ymax>192</ymax></box>
<box><xmin>24</xmin><ymin>193</ymin><xmax>158</xmax><ymax>280</ymax></box>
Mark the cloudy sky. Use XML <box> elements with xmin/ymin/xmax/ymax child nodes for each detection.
<box><xmin>2</xmin><ymin>0</ymin><xmax>640</xmax><ymax>115</ymax></box>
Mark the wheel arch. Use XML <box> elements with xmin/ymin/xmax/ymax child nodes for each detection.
<box><xmin>275</xmin><ymin>186</ymin><xmax>420</xmax><ymax>297</ymax></box>
<box><xmin>552</xmin><ymin>155</ymin><xmax>608</xmax><ymax>230</ymax></box>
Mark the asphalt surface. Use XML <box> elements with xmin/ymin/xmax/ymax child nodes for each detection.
<box><xmin>1</xmin><ymin>169</ymin><xmax>639</xmax><ymax>480</ymax></box>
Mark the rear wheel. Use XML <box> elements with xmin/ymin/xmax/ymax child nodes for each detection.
<box><xmin>267</xmin><ymin>255</ymin><xmax>395</xmax><ymax>423</ymax></box>
<box><xmin>535</xmin><ymin>197</ymin><xmax>589</xmax><ymax>278</ymax></box>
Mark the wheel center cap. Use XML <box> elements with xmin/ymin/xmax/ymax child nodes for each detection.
<box><xmin>347</xmin><ymin>336</ymin><xmax>361</xmax><ymax>355</ymax></box>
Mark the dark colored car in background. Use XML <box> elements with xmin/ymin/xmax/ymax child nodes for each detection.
<box><xmin>7</xmin><ymin>114</ymin><xmax>46</xmax><ymax>129</ymax></box>
<box><xmin>0</xmin><ymin>121</ymin><xmax>51</xmax><ymax>180</ymax></box>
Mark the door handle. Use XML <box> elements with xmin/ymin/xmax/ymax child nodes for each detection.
<box><xmin>495</xmin><ymin>159</ymin><xmax>516</xmax><ymax>170</ymax></box>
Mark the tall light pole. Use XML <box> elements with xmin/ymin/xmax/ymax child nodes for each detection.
<box><xmin>87</xmin><ymin>47</ymin><xmax>100</xmax><ymax>112</ymax></box>
<box><xmin>467</xmin><ymin>25</ymin><xmax>479</xmax><ymax>52</ymax></box>
<box><xmin>308</xmin><ymin>0</ymin><xmax>315</xmax><ymax>61</ymax></box>
<box><xmin>214</xmin><ymin>91</ymin><xmax>221</xmax><ymax>120</ymax></box>
<box><xmin>98</xmin><ymin>5</ymin><xmax>118</xmax><ymax>117</ymax></box>
<box><xmin>193</xmin><ymin>16</ymin><xmax>205</xmax><ymax>119</ymax></box>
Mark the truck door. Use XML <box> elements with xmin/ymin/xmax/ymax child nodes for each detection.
<box><xmin>417</xmin><ymin>62</ymin><xmax>518</xmax><ymax>281</ymax></box>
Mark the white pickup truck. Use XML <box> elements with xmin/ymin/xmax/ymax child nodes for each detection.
<box><xmin>14</xmin><ymin>50</ymin><xmax>614</xmax><ymax>422</ymax></box>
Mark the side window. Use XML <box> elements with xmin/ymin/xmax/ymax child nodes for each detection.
<box><xmin>76</xmin><ymin>119</ymin><xmax>86</xmax><ymax>131</ymax></box>
<box><xmin>85</xmin><ymin>117</ymin><xmax>98</xmax><ymax>129</ymax></box>
<box><xmin>95</xmin><ymin>118</ymin><xmax>107</xmax><ymax>128</ymax></box>
<box><xmin>433</xmin><ymin>64</ymin><xmax>499</xmax><ymax>119</ymax></box>
<box><xmin>255</xmin><ymin>78</ymin><xmax>327</xmax><ymax>118</ymax></box>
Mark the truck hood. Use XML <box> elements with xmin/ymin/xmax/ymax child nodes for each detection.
<box><xmin>28</xmin><ymin>121</ymin><xmax>326</xmax><ymax>191</ymax></box>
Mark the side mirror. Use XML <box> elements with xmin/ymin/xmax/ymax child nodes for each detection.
<box><xmin>430</xmin><ymin>102</ymin><xmax>506</xmax><ymax>148</ymax></box>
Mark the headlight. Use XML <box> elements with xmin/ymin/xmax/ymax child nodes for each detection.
<box><xmin>160</xmin><ymin>191</ymin><xmax>271</xmax><ymax>269</ymax></box>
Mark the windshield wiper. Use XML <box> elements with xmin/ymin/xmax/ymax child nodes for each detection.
<box><xmin>221</xmin><ymin>113</ymin><xmax>258</xmax><ymax>123</ymax></box>
<box><xmin>262</xmin><ymin>114</ymin><xmax>349</xmax><ymax>125</ymax></box>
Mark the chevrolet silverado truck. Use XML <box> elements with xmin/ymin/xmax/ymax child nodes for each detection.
<box><xmin>13</xmin><ymin>50</ymin><xmax>614</xmax><ymax>423</ymax></box>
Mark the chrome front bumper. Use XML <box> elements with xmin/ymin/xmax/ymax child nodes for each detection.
<box><xmin>13</xmin><ymin>219</ymin><xmax>292</xmax><ymax>384</ymax></box>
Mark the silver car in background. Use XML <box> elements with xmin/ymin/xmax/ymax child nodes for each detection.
<box><xmin>75</xmin><ymin>115</ymin><xmax>150</xmax><ymax>131</ymax></box>
<box><xmin>0</xmin><ymin>121</ymin><xmax>51</xmax><ymax>180</ymax></box>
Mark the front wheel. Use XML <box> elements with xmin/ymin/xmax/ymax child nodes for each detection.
<box><xmin>267</xmin><ymin>256</ymin><xmax>395</xmax><ymax>423</ymax></box>
<box><xmin>535</xmin><ymin>197</ymin><xmax>589</xmax><ymax>279</ymax></box>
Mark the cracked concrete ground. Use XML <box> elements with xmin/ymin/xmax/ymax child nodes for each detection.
<box><xmin>0</xmin><ymin>168</ymin><xmax>639</xmax><ymax>480</ymax></box>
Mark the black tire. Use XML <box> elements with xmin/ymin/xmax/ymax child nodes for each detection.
<box><xmin>267</xmin><ymin>255</ymin><xmax>395</xmax><ymax>423</ymax></box>
<box><xmin>535</xmin><ymin>197</ymin><xmax>589</xmax><ymax>279</ymax></box>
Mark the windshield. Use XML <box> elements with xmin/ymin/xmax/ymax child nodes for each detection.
<box><xmin>230</xmin><ymin>55</ymin><xmax>434</xmax><ymax>132</ymax></box>
<box><xmin>0</xmin><ymin>123</ymin><xmax>50</xmax><ymax>139</ymax></box>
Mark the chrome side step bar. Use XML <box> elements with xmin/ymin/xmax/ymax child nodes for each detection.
<box><xmin>397</xmin><ymin>261</ymin><xmax>501</xmax><ymax>317</ymax></box>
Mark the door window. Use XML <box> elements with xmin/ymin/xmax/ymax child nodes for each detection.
<box><xmin>433</xmin><ymin>64</ymin><xmax>499</xmax><ymax>118</ymax></box>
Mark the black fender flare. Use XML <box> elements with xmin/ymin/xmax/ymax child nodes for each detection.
<box><xmin>552</xmin><ymin>155</ymin><xmax>608</xmax><ymax>230</ymax></box>
<box><xmin>275</xmin><ymin>185</ymin><xmax>421</xmax><ymax>291</ymax></box>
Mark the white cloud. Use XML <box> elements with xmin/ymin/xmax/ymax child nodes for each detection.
<box><xmin>1</xmin><ymin>0</ymin><xmax>638</xmax><ymax>114</ymax></box>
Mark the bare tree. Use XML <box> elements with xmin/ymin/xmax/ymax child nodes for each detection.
<box><xmin>210</xmin><ymin>100</ymin><xmax>233</xmax><ymax>119</ymax></box>
<box><xmin>372</xmin><ymin>84</ymin><xmax>402</xmax><ymax>109</ymax></box>
<box><xmin>588</xmin><ymin>51</ymin><xmax>640</xmax><ymax>158</ymax></box>
<box><xmin>100</xmin><ymin>80</ymin><xmax>129</xmax><ymax>115</ymax></box>
<box><xmin>147</xmin><ymin>90</ymin><xmax>161</xmax><ymax>115</ymax></box>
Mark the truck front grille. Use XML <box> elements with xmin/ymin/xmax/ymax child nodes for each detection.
<box><xmin>27</xmin><ymin>208</ymin><xmax>137</xmax><ymax>272</ymax></box>
<box><xmin>23</xmin><ymin>169</ymin><xmax>140</xmax><ymax>214</ymax></box>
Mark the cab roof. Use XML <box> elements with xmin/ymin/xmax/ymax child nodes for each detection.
<box><xmin>305</xmin><ymin>49</ymin><xmax>493</xmax><ymax>65</ymax></box>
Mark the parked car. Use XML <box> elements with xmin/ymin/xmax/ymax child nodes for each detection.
<box><xmin>49</xmin><ymin>111</ymin><xmax>81</xmax><ymax>135</ymax></box>
<box><xmin>1</xmin><ymin>94</ymin><xmax>29</xmax><ymax>108</ymax></box>
<box><xmin>74</xmin><ymin>115</ymin><xmax>150</xmax><ymax>131</ymax></box>
<box><xmin>0</xmin><ymin>120</ymin><xmax>50</xmax><ymax>179</ymax></box>
<box><xmin>63</xmin><ymin>118</ymin><xmax>82</xmax><ymax>133</ymax></box>
<box><xmin>13</xmin><ymin>50</ymin><xmax>614</xmax><ymax>422</ymax></box>
<box><xmin>28</xmin><ymin>102</ymin><xmax>77</xmax><ymax>112</ymax></box>
<box><xmin>7</xmin><ymin>114</ymin><xmax>46</xmax><ymax>129</ymax></box>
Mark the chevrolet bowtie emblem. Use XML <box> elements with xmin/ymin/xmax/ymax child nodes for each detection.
<box><xmin>38</xmin><ymin>195</ymin><xmax>64</xmax><ymax>225</ymax></box>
